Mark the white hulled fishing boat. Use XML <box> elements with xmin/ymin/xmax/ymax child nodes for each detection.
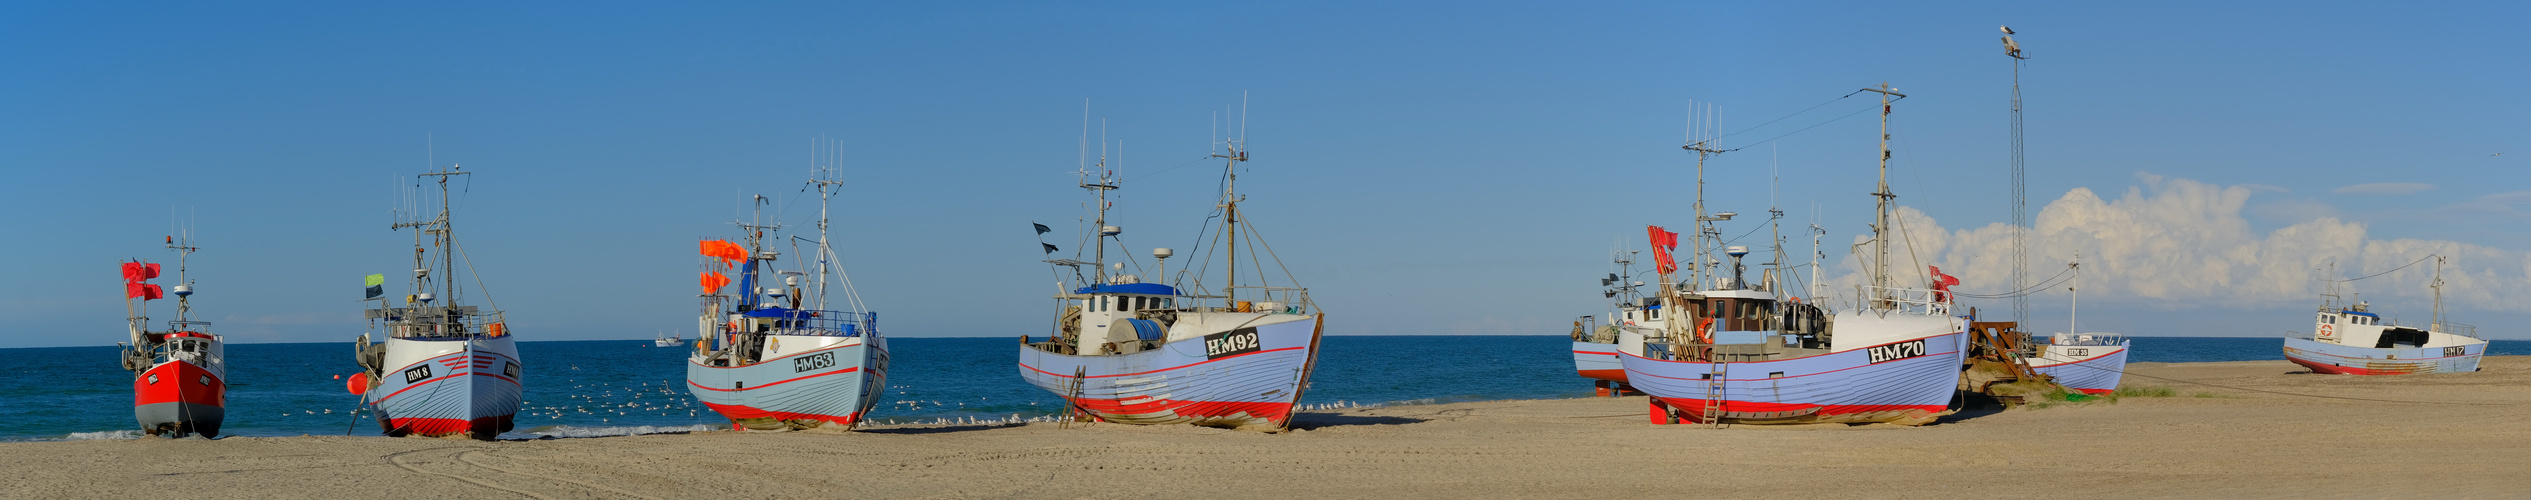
<box><xmin>655</xmin><ymin>331</ymin><xmax>684</xmax><ymax>348</ymax></box>
<box><xmin>2021</xmin><ymin>256</ymin><xmax>2129</xmax><ymax>394</ymax></box>
<box><xmin>685</xmin><ymin>162</ymin><xmax>889</xmax><ymax>431</ymax></box>
<box><xmin>1017</xmin><ymin>115</ymin><xmax>1325</xmax><ymax>430</ymax></box>
<box><xmin>350</xmin><ymin>165</ymin><xmax>522</xmax><ymax>440</ymax></box>
<box><xmin>2285</xmin><ymin>256</ymin><xmax>2486</xmax><ymax>375</ymax></box>
<box><xmin>121</xmin><ymin>233</ymin><xmax>225</xmax><ymax>438</ymax></box>
<box><xmin>1621</xmin><ymin>85</ymin><xmax>1966</xmax><ymax>426</ymax></box>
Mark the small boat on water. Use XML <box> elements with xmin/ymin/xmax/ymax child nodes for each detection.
<box><xmin>1622</xmin><ymin>85</ymin><xmax>1966</xmax><ymax>426</ymax></box>
<box><xmin>655</xmin><ymin>331</ymin><xmax>685</xmax><ymax>348</ymax></box>
<box><xmin>120</xmin><ymin>234</ymin><xmax>224</xmax><ymax>438</ymax></box>
<box><xmin>685</xmin><ymin>164</ymin><xmax>889</xmax><ymax>431</ymax></box>
<box><xmin>350</xmin><ymin>165</ymin><xmax>522</xmax><ymax>440</ymax></box>
<box><xmin>1017</xmin><ymin>121</ymin><xmax>1325</xmax><ymax>430</ymax></box>
<box><xmin>2285</xmin><ymin>257</ymin><xmax>2485</xmax><ymax>375</ymax></box>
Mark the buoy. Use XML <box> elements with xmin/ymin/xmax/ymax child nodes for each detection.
<box><xmin>346</xmin><ymin>372</ymin><xmax>370</xmax><ymax>395</ymax></box>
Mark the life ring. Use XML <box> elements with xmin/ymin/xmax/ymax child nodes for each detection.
<box><xmin>2318</xmin><ymin>324</ymin><xmax>2336</xmax><ymax>339</ymax></box>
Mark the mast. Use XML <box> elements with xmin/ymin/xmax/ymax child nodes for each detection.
<box><xmin>166</xmin><ymin>231</ymin><xmax>199</xmax><ymax>325</ymax></box>
<box><xmin>807</xmin><ymin>140</ymin><xmax>848</xmax><ymax>312</ymax></box>
<box><xmin>2430</xmin><ymin>255</ymin><xmax>2445</xmax><ymax>332</ymax></box>
<box><xmin>396</xmin><ymin>166</ymin><xmax>469</xmax><ymax>312</ymax></box>
<box><xmin>1859</xmin><ymin>83</ymin><xmax>1906</xmax><ymax>304</ymax></box>
<box><xmin>2004</xmin><ymin>28</ymin><xmax>2032</xmax><ymax>330</ymax></box>
<box><xmin>1082</xmin><ymin>132</ymin><xmax>1117</xmax><ymax>287</ymax></box>
<box><xmin>2069</xmin><ymin>250</ymin><xmax>2081</xmax><ymax>335</ymax></box>
<box><xmin>1215</xmin><ymin>97</ymin><xmax>1249</xmax><ymax>302</ymax></box>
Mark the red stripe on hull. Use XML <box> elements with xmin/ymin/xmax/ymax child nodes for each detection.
<box><xmin>1577</xmin><ymin>369</ymin><xmax>1627</xmax><ymax>383</ymax></box>
<box><xmin>2072</xmin><ymin>388</ymin><xmax>2113</xmax><ymax>395</ymax></box>
<box><xmin>1067</xmin><ymin>397</ymin><xmax>1297</xmax><ymax>426</ymax></box>
<box><xmin>133</xmin><ymin>362</ymin><xmax>224</xmax><ymax>408</ymax></box>
<box><xmin>697</xmin><ymin>402</ymin><xmax>863</xmax><ymax>427</ymax></box>
<box><xmin>2289</xmin><ymin>356</ymin><xmax>2414</xmax><ymax>375</ymax></box>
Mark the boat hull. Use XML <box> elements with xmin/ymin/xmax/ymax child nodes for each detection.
<box><xmin>365</xmin><ymin>337</ymin><xmax>522</xmax><ymax>440</ymax></box>
<box><xmin>2284</xmin><ymin>337</ymin><xmax>2484</xmax><ymax>375</ymax></box>
<box><xmin>133</xmin><ymin>360</ymin><xmax>224</xmax><ymax>438</ymax></box>
<box><xmin>1018</xmin><ymin>315</ymin><xmax>1322</xmax><ymax>429</ymax></box>
<box><xmin>687</xmin><ymin>338</ymin><xmax>888</xmax><ymax>430</ymax></box>
<box><xmin>1619</xmin><ymin>330</ymin><xmax>1966</xmax><ymax>425</ymax></box>
<box><xmin>1572</xmin><ymin>341</ymin><xmax>1626</xmax><ymax>383</ymax></box>
<box><xmin>2029</xmin><ymin>341</ymin><xmax>2129</xmax><ymax>395</ymax></box>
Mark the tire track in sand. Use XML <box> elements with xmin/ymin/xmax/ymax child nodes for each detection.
<box><xmin>385</xmin><ymin>447</ymin><xmax>660</xmax><ymax>499</ymax></box>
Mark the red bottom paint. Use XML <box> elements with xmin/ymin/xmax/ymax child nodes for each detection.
<box><xmin>1650</xmin><ymin>397</ymin><xmax>1944</xmax><ymax>422</ymax></box>
<box><xmin>2288</xmin><ymin>357</ymin><xmax>2416</xmax><ymax>375</ymax></box>
<box><xmin>382</xmin><ymin>414</ymin><xmax>514</xmax><ymax>438</ymax></box>
<box><xmin>1577</xmin><ymin>369</ymin><xmax>1627</xmax><ymax>383</ymax></box>
<box><xmin>698</xmin><ymin>402</ymin><xmax>863</xmax><ymax>427</ymax></box>
<box><xmin>1067</xmin><ymin>397</ymin><xmax>1296</xmax><ymax>426</ymax></box>
<box><xmin>2073</xmin><ymin>388</ymin><xmax>2113</xmax><ymax>395</ymax></box>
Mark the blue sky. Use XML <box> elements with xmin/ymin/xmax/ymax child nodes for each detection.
<box><xmin>4</xmin><ymin>1</ymin><xmax>2524</xmax><ymax>347</ymax></box>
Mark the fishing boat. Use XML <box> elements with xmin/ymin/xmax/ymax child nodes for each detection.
<box><xmin>2284</xmin><ymin>256</ymin><xmax>2486</xmax><ymax>375</ymax></box>
<box><xmin>1572</xmin><ymin>246</ymin><xmax>1664</xmax><ymax>395</ymax></box>
<box><xmin>2027</xmin><ymin>333</ymin><xmax>2129</xmax><ymax>395</ymax></box>
<box><xmin>685</xmin><ymin>161</ymin><xmax>889</xmax><ymax>431</ymax></box>
<box><xmin>654</xmin><ymin>331</ymin><xmax>685</xmax><ymax>348</ymax></box>
<box><xmin>120</xmin><ymin>234</ymin><xmax>224</xmax><ymax>438</ymax></box>
<box><xmin>1017</xmin><ymin>118</ymin><xmax>1325</xmax><ymax>430</ymax></box>
<box><xmin>349</xmin><ymin>165</ymin><xmax>522</xmax><ymax>440</ymax></box>
<box><xmin>2020</xmin><ymin>256</ymin><xmax>2130</xmax><ymax>394</ymax></box>
<box><xmin>1621</xmin><ymin>85</ymin><xmax>1967</xmax><ymax>426</ymax></box>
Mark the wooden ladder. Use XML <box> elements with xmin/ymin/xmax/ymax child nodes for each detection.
<box><xmin>1702</xmin><ymin>359</ymin><xmax>1726</xmax><ymax>429</ymax></box>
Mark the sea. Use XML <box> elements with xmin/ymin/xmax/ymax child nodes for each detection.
<box><xmin>3</xmin><ymin>336</ymin><xmax>2524</xmax><ymax>441</ymax></box>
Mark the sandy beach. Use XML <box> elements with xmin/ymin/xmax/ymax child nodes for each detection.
<box><xmin>7</xmin><ymin>357</ymin><xmax>2527</xmax><ymax>499</ymax></box>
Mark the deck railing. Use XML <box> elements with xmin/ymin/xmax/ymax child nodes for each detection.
<box><xmin>1224</xmin><ymin>286</ymin><xmax>1314</xmax><ymax>315</ymax></box>
<box><xmin>763</xmin><ymin>311</ymin><xmax>877</xmax><ymax>337</ymax></box>
<box><xmin>1857</xmin><ymin>286</ymin><xmax>1952</xmax><ymax>317</ymax></box>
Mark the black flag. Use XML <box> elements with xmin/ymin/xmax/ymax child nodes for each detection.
<box><xmin>1041</xmin><ymin>243</ymin><xmax>1058</xmax><ymax>254</ymax></box>
<box><xmin>1033</xmin><ymin>222</ymin><xmax>1052</xmax><ymax>235</ymax></box>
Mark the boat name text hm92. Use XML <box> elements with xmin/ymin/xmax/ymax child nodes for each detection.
<box><xmin>1205</xmin><ymin>328</ymin><xmax>1262</xmax><ymax>359</ymax></box>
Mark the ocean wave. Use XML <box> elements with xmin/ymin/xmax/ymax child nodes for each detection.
<box><xmin>2</xmin><ymin>429</ymin><xmax>147</xmax><ymax>442</ymax></box>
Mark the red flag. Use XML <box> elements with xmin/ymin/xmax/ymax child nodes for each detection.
<box><xmin>127</xmin><ymin>283</ymin><xmax>164</xmax><ymax>300</ymax></box>
<box><xmin>1647</xmin><ymin>225</ymin><xmax>1681</xmax><ymax>274</ymax></box>
<box><xmin>699</xmin><ymin>271</ymin><xmax>730</xmax><ymax>293</ymax></box>
<box><xmin>1928</xmin><ymin>265</ymin><xmax>1960</xmax><ymax>302</ymax></box>
<box><xmin>121</xmin><ymin>262</ymin><xmax>161</xmax><ymax>282</ymax></box>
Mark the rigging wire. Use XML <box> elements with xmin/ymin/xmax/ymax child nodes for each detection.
<box><xmin>2333</xmin><ymin>254</ymin><xmax>2436</xmax><ymax>282</ymax></box>
<box><xmin>1953</xmin><ymin>266</ymin><xmax>2077</xmax><ymax>299</ymax></box>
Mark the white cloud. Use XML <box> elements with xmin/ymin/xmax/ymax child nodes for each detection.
<box><xmin>1819</xmin><ymin>174</ymin><xmax>2531</xmax><ymax>315</ymax></box>
<box><xmin>2331</xmin><ymin>182</ymin><xmax>2435</xmax><ymax>195</ymax></box>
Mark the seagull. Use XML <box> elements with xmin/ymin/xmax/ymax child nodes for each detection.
<box><xmin>2001</xmin><ymin>26</ymin><xmax>2015</xmax><ymax>35</ymax></box>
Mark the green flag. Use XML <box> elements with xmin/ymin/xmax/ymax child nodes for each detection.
<box><xmin>364</xmin><ymin>274</ymin><xmax>386</xmax><ymax>299</ymax></box>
